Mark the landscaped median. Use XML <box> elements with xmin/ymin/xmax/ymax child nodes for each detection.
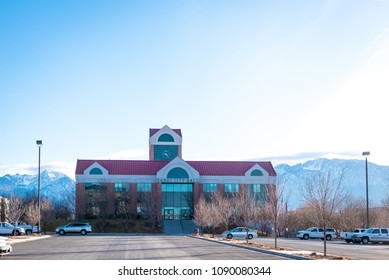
<box><xmin>190</xmin><ymin>235</ymin><xmax>350</xmax><ymax>260</ymax></box>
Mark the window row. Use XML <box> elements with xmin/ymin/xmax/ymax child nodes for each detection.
<box><xmin>86</xmin><ymin>183</ymin><xmax>268</xmax><ymax>194</ymax></box>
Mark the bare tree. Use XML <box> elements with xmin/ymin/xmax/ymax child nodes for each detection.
<box><xmin>233</xmin><ymin>188</ymin><xmax>262</xmax><ymax>243</ymax></box>
<box><xmin>115</xmin><ymin>189</ymin><xmax>132</xmax><ymax>229</ymax></box>
<box><xmin>263</xmin><ymin>180</ymin><xmax>289</xmax><ymax>249</ymax></box>
<box><xmin>193</xmin><ymin>195</ymin><xmax>220</xmax><ymax>237</ymax></box>
<box><xmin>338</xmin><ymin>197</ymin><xmax>366</xmax><ymax>231</ymax></box>
<box><xmin>24</xmin><ymin>200</ymin><xmax>40</xmax><ymax>233</ymax></box>
<box><xmin>8</xmin><ymin>195</ymin><xmax>26</xmax><ymax>236</ymax></box>
<box><xmin>300</xmin><ymin>170</ymin><xmax>348</xmax><ymax>256</ymax></box>
<box><xmin>212</xmin><ymin>191</ymin><xmax>234</xmax><ymax>231</ymax></box>
<box><xmin>54</xmin><ymin>188</ymin><xmax>76</xmax><ymax>219</ymax></box>
<box><xmin>377</xmin><ymin>194</ymin><xmax>389</xmax><ymax>227</ymax></box>
<box><xmin>193</xmin><ymin>195</ymin><xmax>210</xmax><ymax>234</ymax></box>
<box><xmin>40</xmin><ymin>199</ymin><xmax>55</xmax><ymax>234</ymax></box>
<box><xmin>138</xmin><ymin>192</ymin><xmax>160</xmax><ymax>232</ymax></box>
<box><xmin>0</xmin><ymin>196</ymin><xmax>8</xmax><ymax>222</ymax></box>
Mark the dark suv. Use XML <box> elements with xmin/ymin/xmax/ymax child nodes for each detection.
<box><xmin>55</xmin><ymin>222</ymin><xmax>92</xmax><ymax>235</ymax></box>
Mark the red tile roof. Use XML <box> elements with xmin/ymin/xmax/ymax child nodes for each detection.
<box><xmin>76</xmin><ymin>159</ymin><xmax>276</xmax><ymax>176</ymax></box>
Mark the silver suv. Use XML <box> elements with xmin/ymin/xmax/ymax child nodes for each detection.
<box><xmin>55</xmin><ymin>222</ymin><xmax>92</xmax><ymax>235</ymax></box>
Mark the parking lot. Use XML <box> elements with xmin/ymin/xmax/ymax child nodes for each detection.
<box><xmin>3</xmin><ymin>233</ymin><xmax>389</xmax><ymax>260</ymax></box>
<box><xmin>4</xmin><ymin>234</ymin><xmax>290</xmax><ymax>260</ymax></box>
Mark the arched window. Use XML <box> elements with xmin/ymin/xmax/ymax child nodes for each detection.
<box><xmin>90</xmin><ymin>167</ymin><xmax>103</xmax><ymax>175</ymax></box>
<box><xmin>158</xmin><ymin>133</ymin><xmax>174</xmax><ymax>142</ymax></box>
<box><xmin>167</xmin><ymin>167</ymin><xmax>189</xmax><ymax>178</ymax></box>
<box><xmin>250</xmin><ymin>169</ymin><xmax>263</xmax><ymax>176</ymax></box>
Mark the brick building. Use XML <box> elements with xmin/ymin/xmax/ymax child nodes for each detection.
<box><xmin>75</xmin><ymin>125</ymin><xmax>277</xmax><ymax>220</ymax></box>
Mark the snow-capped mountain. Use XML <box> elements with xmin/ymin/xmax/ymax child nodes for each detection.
<box><xmin>275</xmin><ymin>158</ymin><xmax>389</xmax><ymax>209</ymax></box>
<box><xmin>0</xmin><ymin>169</ymin><xmax>75</xmax><ymax>204</ymax></box>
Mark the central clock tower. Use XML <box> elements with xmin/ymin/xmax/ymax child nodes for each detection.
<box><xmin>149</xmin><ymin>125</ymin><xmax>182</xmax><ymax>161</ymax></box>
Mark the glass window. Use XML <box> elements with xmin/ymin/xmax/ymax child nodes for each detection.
<box><xmin>250</xmin><ymin>169</ymin><xmax>263</xmax><ymax>176</ymax></box>
<box><xmin>158</xmin><ymin>133</ymin><xmax>174</xmax><ymax>142</ymax></box>
<box><xmin>115</xmin><ymin>183</ymin><xmax>129</xmax><ymax>192</ymax></box>
<box><xmin>167</xmin><ymin>168</ymin><xmax>189</xmax><ymax>179</ymax></box>
<box><xmin>203</xmin><ymin>183</ymin><xmax>218</xmax><ymax>193</ymax></box>
<box><xmin>162</xmin><ymin>184</ymin><xmax>193</xmax><ymax>220</ymax></box>
<box><xmin>137</xmin><ymin>183</ymin><xmax>152</xmax><ymax>192</ymax></box>
<box><xmin>251</xmin><ymin>184</ymin><xmax>261</xmax><ymax>193</ymax></box>
<box><xmin>224</xmin><ymin>184</ymin><xmax>239</xmax><ymax>193</ymax></box>
<box><xmin>90</xmin><ymin>168</ymin><xmax>103</xmax><ymax>175</ymax></box>
<box><xmin>84</xmin><ymin>183</ymin><xmax>107</xmax><ymax>219</ymax></box>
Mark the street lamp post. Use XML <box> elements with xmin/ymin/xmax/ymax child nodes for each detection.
<box><xmin>36</xmin><ymin>140</ymin><xmax>43</xmax><ymax>234</ymax></box>
<box><xmin>362</xmin><ymin>151</ymin><xmax>370</xmax><ymax>228</ymax></box>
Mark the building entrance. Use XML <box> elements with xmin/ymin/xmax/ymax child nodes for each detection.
<box><xmin>161</xmin><ymin>183</ymin><xmax>193</xmax><ymax>220</ymax></box>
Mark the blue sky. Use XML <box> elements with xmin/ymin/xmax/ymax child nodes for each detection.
<box><xmin>1</xmin><ymin>0</ymin><xmax>389</xmax><ymax>179</ymax></box>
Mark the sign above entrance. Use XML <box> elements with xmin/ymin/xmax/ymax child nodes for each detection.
<box><xmin>159</xmin><ymin>178</ymin><xmax>199</xmax><ymax>183</ymax></box>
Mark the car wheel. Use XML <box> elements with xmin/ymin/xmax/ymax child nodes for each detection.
<box><xmin>362</xmin><ymin>237</ymin><xmax>369</xmax><ymax>244</ymax></box>
<box><xmin>26</xmin><ymin>229</ymin><xmax>32</xmax><ymax>235</ymax></box>
<box><xmin>248</xmin><ymin>234</ymin><xmax>253</xmax><ymax>240</ymax></box>
<box><xmin>345</xmin><ymin>240</ymin><xmax>351</xmax><ymax>243</ymax></box>
<box><xmin>80</xmin><ymin>229</ymin><xmax>87</xmax><ymax>235</ymax></box>
<box><xmin>326</xmin><ymin>235</ymin><xmax>332</xmax><ymax>241</ymax></box>
<box><xmin>12</xmin><ymin>230</ymin><xmax>20</xmax><ymax>236</ymax></box>
<box><xmin>227</xmin><ymin>234</ymin><xmax>233</xmax><ymax>239</ymax></box>
<box><xmin>303</xmin><ymin>234</ymin><xmax>309</xmax><ymax>240</ymax></box>
<box><xmin>59</xmin><ymin>229</ymin><xmax>65</xmax><ymax>235</ymax></box>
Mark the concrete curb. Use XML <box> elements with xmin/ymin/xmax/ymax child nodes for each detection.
<box><xmin>188</xmin><ymin>236</ymin><xmax>313</xmax><ymax>260</ymax></box>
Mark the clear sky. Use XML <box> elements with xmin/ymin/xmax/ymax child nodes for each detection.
<box><xmin>1</xmin><ymin>0</ymin><xmax>389</xmax><ymax>179</ymax></box>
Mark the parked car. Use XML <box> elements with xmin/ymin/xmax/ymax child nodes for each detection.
<box><xmin>10</xmin><ymin>222</ymin><xmax>38</xmax><ymax>235</ymax></box>
<box><xmin>0</xmin><ymin>222</ymin><xmax>25</xmax><ymax>236</ymax></box>
<box><xmin>0</xmin><ymin>236</ymin><xmax>12</xmax><ymax>257</ymax></box>
<box><xmin>296</xmin><ymin>227</ymin><xmax>337</xmax><ymax>241</ymax></box>
<box><xmin>340</xmin><ymin>228</ymin><xmax>366</xmax><ymax>243</ymax></box>
<box><xmin>351</xmin><ymin>228</ymin><xmax>389</xmax><ymax>244</ymax></box>
<box><xmin>221</xmin><ymin>227</ymin><xmax>258</xmax><ymax>240</ymax></box>
<box><xmin>55</xmin><ymin>222</ymin><xmax>92</xmax><ymax>235</ymax></box>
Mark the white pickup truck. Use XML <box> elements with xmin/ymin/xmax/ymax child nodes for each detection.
<box><xmin>340</xmin><ymin>228</ymin><xmax>366</xmax><ymax>243</ymax></box>
<box><xmin>0</xmin><ymin>236</ymin><xmax>12</xmax><ymax>257</ymax></box>
<box><xmin>296</xmin><ymin>227</ymin><xmax>337</xmax><ymax>241</ymax></box>
<box><xmin>10</xmin><ymin>222</ymin><xmax>38</xmax><ymax>235</ymax></box>
<box><xmin>351</xmin><ymin>228</ymin><xmax>389</xmax><ymax>244</ymax></box>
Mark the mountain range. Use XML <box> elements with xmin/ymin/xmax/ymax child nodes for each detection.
<box><xmin>275</xmin><ymin>158</ymin><xmax>389</xmax><ymax>209</ymax></box>
<box><xmin>0</xmin><ymin>169</ymin><xmax>75</xmax><ymax>205</ymax></box>
<box><xmin>0</xmin><ymin>158</ymin><xmax>388</xmax><ymax>210</ymax></box>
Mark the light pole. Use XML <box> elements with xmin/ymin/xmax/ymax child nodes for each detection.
<box><xmin>362</xmin><ymin>151</ymin><xmax>370</xmax><ymax>228</ymax></box>
<box><xmin>36</xmin><ymin>140</ymin><xmax>43</xmax><ymax>234</ymax></box>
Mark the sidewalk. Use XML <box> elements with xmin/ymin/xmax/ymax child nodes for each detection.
<box><xmin>8</xmin><ymin>234</ymin><xmax>52</xmax><ymax>244</ymax></box>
